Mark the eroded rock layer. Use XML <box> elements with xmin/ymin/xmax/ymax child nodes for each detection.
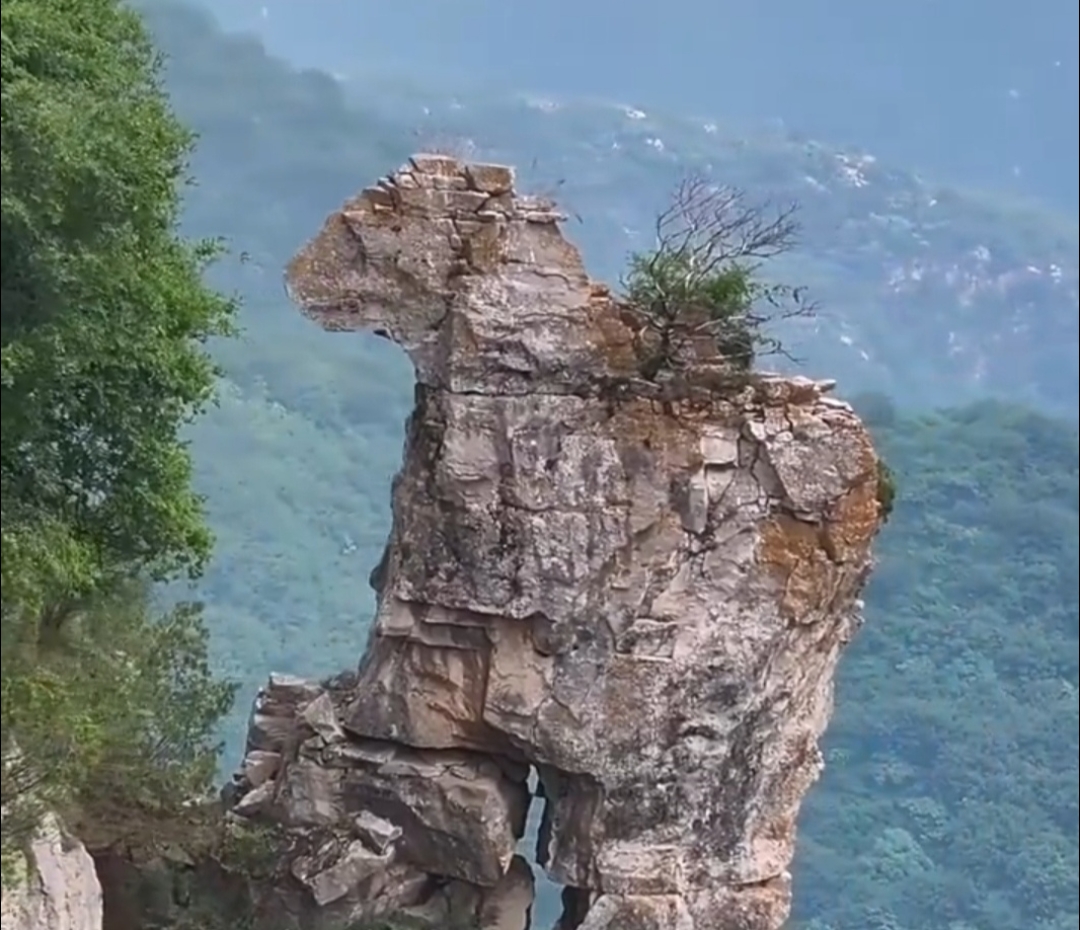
<box><xmin>227</xmin><ymin>154</ymin><xmax>884</xmax><ymax>930</ymax></box>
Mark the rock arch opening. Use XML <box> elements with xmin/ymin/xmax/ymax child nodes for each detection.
<box><xmin>520</xmin><ymin>766</ymin><xmax>566</xmax><ymax>928</ymax></box>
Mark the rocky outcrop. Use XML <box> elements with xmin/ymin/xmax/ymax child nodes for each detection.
<box><xmin>225</xmin><ymin>154</ymin><xmax>885</xmax><ymax>929</ymax></box>
<box><xmin>1</xmin><ymin>814</ymin><xmax>103</xmax><ymax>930</ymax></box>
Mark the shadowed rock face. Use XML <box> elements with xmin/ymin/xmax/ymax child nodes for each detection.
<box><xmin>226</xmin><ymin>154</ymin><xmax>884</xmax><ymax>930</ymax></box>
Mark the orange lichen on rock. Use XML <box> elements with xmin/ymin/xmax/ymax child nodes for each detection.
<box><xmin>760</xmin><ymin>515</ymin><xmax>838</xmax><ymax>621</ymax></box>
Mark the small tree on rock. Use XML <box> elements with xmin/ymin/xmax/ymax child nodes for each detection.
<box><xmin>622</xmin><ymin>174</ymin><xmax>816</xmax><ymax>380</ymax></box>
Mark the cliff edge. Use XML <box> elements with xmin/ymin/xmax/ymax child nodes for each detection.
<box><xmin>0</xmin><ymin>814</ymin><xmax>102</xmax><ymax>930</ymax></box>
<box><xmin>225</xmin><ymin>154</ymin><xmax>885</xmax><ymax>930</ymax></box>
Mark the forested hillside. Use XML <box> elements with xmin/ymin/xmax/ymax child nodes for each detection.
<box><xmin>795</xmin><ymin>398</ymin><xmax>1078</xmax><ymax>930</ymax></box>
<box><xmin>2</xmin><ymin>2</ymin><xmax>1075</xmax><ymax>928</ymax></box>
<box><xmin>125</xmin><ymin>5</ymin><xmax>1080</xmax><ymax>928</ymax></box>
<box><xmin>121</xmin><ymin>4</ymin><xmax>1080</xmax><ymax>927</ymax></box>
<box><xmin>212</xmin><ymin>0</ymin><xmax>1080</xmax><ymax>215</ymax></box>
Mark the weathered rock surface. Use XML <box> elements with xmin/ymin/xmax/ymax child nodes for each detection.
<box><xmin>225</xmin><ymin>154</ymin><xmax>885</xmax><ymax>929</ymax></box>
<box><xmin>0</xmin><ymin>814</ymin><xmax>103</xmax><ymax>930</ymax></box>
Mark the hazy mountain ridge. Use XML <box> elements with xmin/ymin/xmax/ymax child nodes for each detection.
<box><xmin>144</xmin><ymin>0</ymin><xmax>1078</xmax><ymax>412</ymax></box>
<box><xmin>121</xmin><ymin>6</ymin><xmax>1077</xmax><ymax>927</ymax></box>
<box><xmin>347</xmin><ymin>82</ymin><xmax>1078</xmax><ymax>409</ymax></box>
<box><xmin>211</xmin><ymin>0</ymin><xmax>1080</xmax><ymax>214</ymax></box>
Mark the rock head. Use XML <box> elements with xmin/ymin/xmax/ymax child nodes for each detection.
<box><xmin>227</xmin><ymin>154</ymin><xmax>885</xmax><ymax>930</ymax></box>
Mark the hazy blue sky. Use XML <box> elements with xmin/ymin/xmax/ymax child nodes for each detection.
<box><xmin>209</xmin><ymin>0</ymin><xmax>1078</xmax><ymax>215</ymax></box>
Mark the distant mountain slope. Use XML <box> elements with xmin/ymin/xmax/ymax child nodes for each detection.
<box><xmin>209</xmin><ymin>0</ymin><xmax>1080</xmax><ymax>213</ymax></box>
<box><xmin>146</xmin><ymin>1</ymin><xmax>1078</xmax><ymax>412</ymax></box>
<box><xmin>136</xmin><ymin>5</ymin><xmax>1077</xmax><ymax>929</ymax></box>
<box><xmin>350</xmin><ymin>82</ymin><xmax>1079</xmax><ymax>411</ymax></box>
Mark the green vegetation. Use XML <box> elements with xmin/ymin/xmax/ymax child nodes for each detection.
<box><xmin>621</xmin><ymin>175</ymin><xmax>813</xmax><ymax>377</ymax></box>
<box><xmin>794</xmin><ymin>398</ymin><xmax>1078</xmax><ymax>930</ymax></box>
<box><xmin>0</xmin><ymin>0</ymin><xmax>236</xmax><ymax>867</ymax></box>
<box><xmin>874</xmin><ymin>459</ymin><xmax>897</xmax><ymax>524</ymax></box>
<box><xmin>625</xmin><ymin>251</ymin><xmax>758</xmax><ymax>375</ymax></box>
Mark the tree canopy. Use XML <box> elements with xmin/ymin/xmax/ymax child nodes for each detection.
<box><xmin>0</xmin><ymin>0</ymin><xmax>236</xmax><ymax>860</ymax></box>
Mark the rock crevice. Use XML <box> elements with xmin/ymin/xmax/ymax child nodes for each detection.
<box><xmin>226</xmin><ymin>154</ymin><xmax>884</xmax><ymax>930</ymax></box>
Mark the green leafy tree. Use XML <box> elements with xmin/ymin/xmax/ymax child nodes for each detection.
<box><xmin>0</xmin><ymin>0</ymin><xmax>237</xmax><ymax>860</ymax></box>
<box><xmin>621</xmin><ymin>174</ymin><xmax>815</xmax><ymax>379</ymax></box>
<box><xmin>2</xmin><ymin>583</ymin><xmax>236</xmax><ymax>819</ymax></box>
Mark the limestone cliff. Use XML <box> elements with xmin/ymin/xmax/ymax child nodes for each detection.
<box><xmin>0</xmin><ymin>814</ymin><xmax>103</xmax><ymax>930</ymax></box>
<box><xmin>225</xmin><ymin>155</ymin><xmax>884</xmax><ymax>930</ymax></box>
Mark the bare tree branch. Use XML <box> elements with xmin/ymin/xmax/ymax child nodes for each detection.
<box><xmin>655</xmin><ymin>175</ymin><xmax>799</xmax><ymax>268</ymax></box>
<box><xmin>621</xmin><ymin>171</ymin><xmax>815</xmax><ymax>379</ymax></box>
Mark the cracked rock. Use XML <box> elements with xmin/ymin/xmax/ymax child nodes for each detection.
<box><xmin>224</xmin><ymin>154</ymin><xmax>885</xmax><ymax>930</ymax></box>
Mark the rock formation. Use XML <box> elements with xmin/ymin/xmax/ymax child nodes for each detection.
<box><xmin>0</xmin><ymin>813</ymin><xmax>103</xmax><ymax>930</ymax></box>
<box><xmin>225</xmin><ymin>154</ymin><xmax>885</xmax><ymax>930</ymax></box>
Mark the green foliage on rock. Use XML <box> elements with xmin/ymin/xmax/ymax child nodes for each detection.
<box><xmin>874</xmin><ymin>459</ymin><xmax>897</xmax><ymax>524</ymax></box>
<box><xmin>0</xmin><ymin>0</ymin><xmax>237</xmax><ymax>865</ymax></box>
<box><xmin>621</xmin><ymin>176</ymin><xmax>814</xmax><ymax>378</ymax></box>
<box><xmin>624</xmin><ymin>251</ymin><xmax>758</xmax><ymax>375</ymax></box>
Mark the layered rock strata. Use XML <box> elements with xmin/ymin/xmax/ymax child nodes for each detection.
<box><xmin>226</xmin><ymin>154</ymin><xmax>884</xmax><ymax>929</ymax></box>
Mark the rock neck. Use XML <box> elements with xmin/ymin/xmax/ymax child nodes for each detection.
<box><xmin>229</xmin><ymin>155</ymin><xmax>885</xmax><ymax>930</ymax></box>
